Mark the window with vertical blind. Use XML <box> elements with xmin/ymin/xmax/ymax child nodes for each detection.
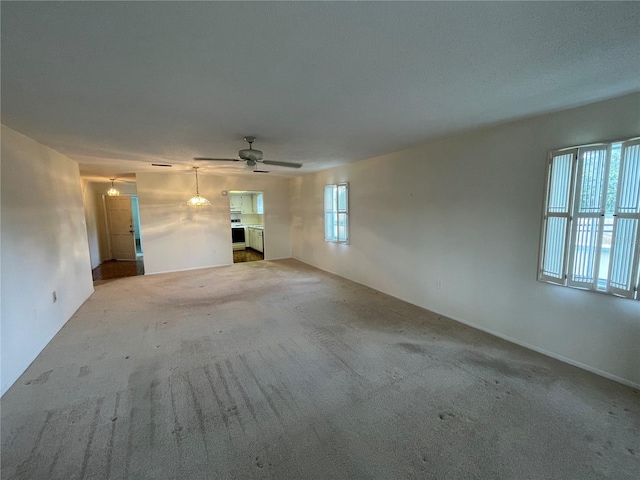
<box><xmin>538</xmin><ymin>138</ymin><xmax>640</xmax><ymax>299</ymax></box>
<box><xmin>325</xmin><ymin>183</ymin><xmax>349</xmax><ymax>243</ymax></box>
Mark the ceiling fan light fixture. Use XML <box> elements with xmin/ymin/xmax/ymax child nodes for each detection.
<box><xmin>107</xmin><ymin>178</ymin><xmax>120</xmax><ymax>196</ymax></box>
<box><xmin>186</xmin><ymin>167</ymin><xmax>210</xmax><ymax>207</ymax></box>
<box><xmin>193</xmin><ymin>136</ymin><xmax>301</xmax><ymax>170</ymax></box>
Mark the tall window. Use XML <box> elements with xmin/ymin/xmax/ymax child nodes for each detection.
<box><xmin>325</xmin><ymin>183</ymin><xmax>349</xmax><ymax>243</ymax></box>
<box><xmin>539</xmin><ymin>138</ymin><xmax>640</xmax><ymax>299</ymax></box>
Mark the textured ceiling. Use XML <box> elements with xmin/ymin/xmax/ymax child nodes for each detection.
<box><xmin>2</xmin><ymin>1</ymin><xmax>639</xmax><ymax>179</ymax></box>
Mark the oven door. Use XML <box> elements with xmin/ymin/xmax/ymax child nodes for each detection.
<box><xmin>232</xmin><ymin>227</ymin><xmax>245</xmax><ymax>243</ymax></box>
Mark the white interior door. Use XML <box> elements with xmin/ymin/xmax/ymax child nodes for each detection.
<box><xmin>106</xmin><ymin>196</ymin><xmax>136</xmax><ymax>260</ymax></box>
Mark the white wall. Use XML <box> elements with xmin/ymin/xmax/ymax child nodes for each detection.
<box><xmin>291</xmin><ymin>92</ymin><xmax>640</xmax><ymax>387</ymax></box>
<box><xmin>136</xmin><ymin>171</ymin><xmax>291</xmax><ymax>274</ymax></box>
<box><xmin>81</xmin><ymin>180</ymin><xmax>103</xmax><ymax>269</ymax></box>
<box><xmin>1</xmin><ymin>125</ymin><xmax>94</xmax><ymax>395</ymax></box>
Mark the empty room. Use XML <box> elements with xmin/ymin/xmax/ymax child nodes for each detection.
<box><xmin>1</xmin><ymin>2</ymin><xmax>639</xmax><ymax>479</ymax></box>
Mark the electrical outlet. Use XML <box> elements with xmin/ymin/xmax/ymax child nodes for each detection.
<box><xmin>436</xmin><ymin>280</ymin><xmax>443</xmax><ymax>290</ymax></box>
<box><xmin>52</xmin><ymin>291</ymin><xmax>57</xmax><ymax>303</ymax></box>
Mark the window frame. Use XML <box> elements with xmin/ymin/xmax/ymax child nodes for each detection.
<box><xmin>324</xmin><ymin>183</ymin><xmax>349</xmax><ymax>244</ymax></box>
<box><xmin>538</xmin><ymin>137</ymin><xmax>640</xmax><ymax>300</ymax></box>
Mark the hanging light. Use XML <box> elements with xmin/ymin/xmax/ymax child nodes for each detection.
<box><xmin>107</xmin><ymin>178</ymin><xmax>120</xmax><ymax>197</ymax></box>
<box><xmin>186</xmin><ymin>167</ymin><xmax>210</xmax><ymax>207</ymax></box>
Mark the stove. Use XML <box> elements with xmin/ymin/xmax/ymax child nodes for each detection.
<box><xmin>231</xmin><ymin>219</ymin><xmax>246</xmax><ymax>250</ymax></box>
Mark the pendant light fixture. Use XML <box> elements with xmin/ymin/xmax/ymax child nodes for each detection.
<box><xmin>107</xmin><ymin>178</ymin><xmax>120</xmax><ymax>197</ymax></box>
<box><xmin>186</xmin><ymin>167</ymin><xmax>210</xmax><ymax>207</ymax></box>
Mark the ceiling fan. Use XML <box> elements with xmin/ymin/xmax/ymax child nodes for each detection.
<box><xmin>194</xmin><ymin>136</ymin><xmax>302</xmax><ymax>172</ymax></box>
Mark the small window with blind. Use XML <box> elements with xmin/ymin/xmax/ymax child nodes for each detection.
<box><xmin>325</xmin><ymin>183</ymin><xmax>349</xmax><ymax>244</ymax></box>
<box><xmin>538</xmin><ymin>138</ymin><xmax>640</xmax><ymax>299</ymax></box>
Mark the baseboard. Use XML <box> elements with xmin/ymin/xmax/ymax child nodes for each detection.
<box><xmin>291</xmin><ymin>256</ymin><xmax>640</xmax><ymax>390</ymax></box>
<box><xmin>146</xmin><ymin>263</ymin><xmax>233</xmax><ymax>275</ymax></box>
<box><xmin>1</xmin><ymin>288</ymin><xmax>95</xmax><ymax>397</ymax></box>
<box><xmin>435</xmin><ymin>312</ymin><xmax>640</xmax><ymax>390</ymax></box>
<box><xmin>147</xmin><ymin>258</ymin><xmax>293</xmax><ymax>275</ymax></box>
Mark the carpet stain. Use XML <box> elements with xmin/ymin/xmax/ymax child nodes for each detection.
<box><xmin>3</xmin><ymin>260</ymin><xmax>638</xmax><ymax>479</ymax></box>
<box><xmin>463</xmin><ymin>352</ymin><xmax>523</xmax><ymax>378</ymax></box>
<box><xmin>254</xmin><ymin>456</ymin><xmax>272</xmax><ymax>469</ymax></box>
<box><xmin>438</xmin><ymin>412</ymin><xmax>456</xmax><ymax>420</ymax></box>
<box><xmin>25</xmin><ymin>369</ymin><xmax>53</xmax><ymax>385</ymax></box>
<box><xmin>396</xmin><ymin>342</ymin><xmax>427</xmax><ymax>354</ymax></box>
<box><xmin>181</xmin><ymin>336</ymin><xmax>212</xmax><ymax>354</ymax></box>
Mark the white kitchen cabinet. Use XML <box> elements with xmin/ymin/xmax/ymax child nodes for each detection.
<box><xmin>231</xmin><ymin>193</ymin><xmax>263</xmax><ymax>214</ymax></box>
<box><xmin>241</xmin><ymin>195</ymin><xmax>254</xmax><ymax>214</ymax></box>
<box><xmin>254</xmin><ymin>229</ymin><xmax>264</xmax><ymax>253</ymax></box>
<box><xmin>248</xmin><ymin>227</ymin><xmax>264</xmax><ymax>253</ymax></box>
<box><xmin>247</xmin><ymin>228</ymin><xmax>255</xmax><ymax>249</ymax></box>
<box><xmin>230</xmin><ymin>194</ymin><xmax>255</xmax><ymax>213</ymax></box>
<box><xmin>230</xmin><ymin>195</ymin><xmax>242</xmax><ymax>211</ymax></box>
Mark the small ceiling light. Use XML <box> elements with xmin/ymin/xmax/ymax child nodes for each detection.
<box><xmin>186</xmin><ymin>167</ymin><xmax>210</xmax><ymax>207</ymax></box>
<box><xmin>107</xmin><ymin>178</ymin><xmax>120</xmax><ymax>197</ymax></box>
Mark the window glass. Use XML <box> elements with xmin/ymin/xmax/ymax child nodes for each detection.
<box><xmin>325</xmin><ymin>183</ymin><xmax>349</xmax><ymax>244</ymax></box>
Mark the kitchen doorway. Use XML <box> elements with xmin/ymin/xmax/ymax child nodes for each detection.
<box><xmin>230</xmin><ymin>190</ymin><xmax>264</xmax><ymax>263</ymax></box>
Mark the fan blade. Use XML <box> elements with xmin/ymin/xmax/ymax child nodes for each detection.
<box><xmin>193</xmin><ymin>157</ymin><xmax>240</xmax><ymax>162</ymax></box>
<box><xmin>262</xmin><ymin>160</ymin><xmax>302</xmax><ymax>168</ymax></box>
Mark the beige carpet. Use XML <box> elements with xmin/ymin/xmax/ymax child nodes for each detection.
<box><xmin>1</xmin><ymin>259</ymin><xmax>638</xmax><ymax>479</ymax></box>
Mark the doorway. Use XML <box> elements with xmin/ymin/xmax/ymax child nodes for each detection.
<box><xmin>230</xmin><ymin>190</ymin><xmax>264</xmax><ymax>263</ymax></box>
<box><xmin>106</xmin><ymin>196</ymin><xmax>136</xmax><ymax>260</ymax></box>
<box><xmin>96</xmin><ymin>195</ymin><xmax>144</xmax><ymax>282</ymax></box>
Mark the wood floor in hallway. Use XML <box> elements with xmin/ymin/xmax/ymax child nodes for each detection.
<box><xmin>1</xmin><ymin>260</ymin><xmax>638</xmax><ymax>479</ymax></box>
<box><xmin>92</xmin><ymin>258</ymin><xmax>145</xmax><ymax>283</ymax></box>
<box><xmin>233</xmin><ymin>248</ymin><xmax>264</xmax><ymax>263</ymax></box>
